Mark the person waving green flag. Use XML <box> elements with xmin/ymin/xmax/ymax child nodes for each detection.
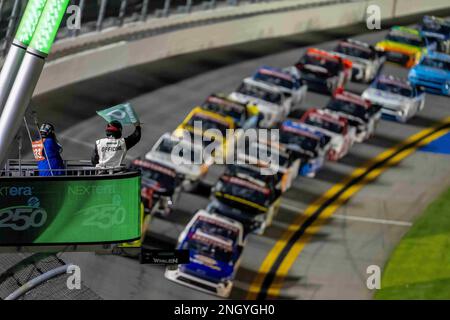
<box><xmin>97</xmin><ymin>103</ymin><xmax>140</xmax><ymax>125</ymax></box>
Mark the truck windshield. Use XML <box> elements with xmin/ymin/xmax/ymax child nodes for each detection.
<box><xmin>132</xmin><ymin>166</ymin><xmax>175</xmax><ymax>190</ymax></box>
<box><xmin>421</xmin><ymin>57</ymin><xmax>450</xmax><ymax>71</ymax></box>
<box><xmin>237</xmin><ymin>83</ymin><xmax>282</xmax><ymax>104</ymax></box>
<box><xmin>187</xmin><ymin>114</ymin><xmax>230</xmax><ymax>136</ymax></box>
<box><xmin>299</xmin><ymin>54</ymin><xmax>340</xmax><ymax>75</ymax></box>
<box><xmin>386</xmin><ymin>33</ymin><xmax>425</xmax><ymax>47</ymax></box>
<box><xmin>305</xmin><ymin>115</ymin><xmax>344</xmax><ymax>134</ymax></box>
<box><xmin>336</xmin><ymin>43</ymin><xmax>374</xmax><ymax>60</ymax></box>
<box><xmin>280</xmin><ymin>130</ymin><xmax>319</xmax><ymax>152</ymax></box>
<box><xmin>156</xmin><ymin>138</ymin><xmax>200</xmax><ymax>163</ymax></box>
<box><xmin>194</xmin><ymin>220</ymin><xmax>239</xmax><ymax>244</ymax></box>
<box><xmin>376</xmin><ymin>81</ymin><xmax>413</xmax><ymax>97</ymax></box>
<box><xmin>326</xmin><ymin>99</ymin><xmax>367</xmax><ymax>120</ymax></box>
<box><xmin>184</xmin><ymin>240</ymin><xmax>233</xmax><ymax>263</ymax></box>
<box><xmin>217</xmin><ymin>177</ymin><xmax>269</xmax><ymax>208</ymax></box>
<box><xmin>422</xmin><ymin>22</ymin><xmax>450</xmax><ymax>36</ymax></box>
<box><xmin>254</xmin><ymin>72</ymin><xmax>294</xmax><ymax>89</ymax></box>
<box><xmin>202</xmin><ymin>99</ymin><xmax>244</xmax><ymax>121</ymax></box>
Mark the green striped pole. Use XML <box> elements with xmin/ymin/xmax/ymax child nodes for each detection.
<box><xmin>0</xmin><ymin>0</ymin><xmax>69</xmax><ymax>165</ymax></box>
<box><xmin>0</xmin><ymin>0</ymin><xmax>48</xmax><ymax>115</ymax></box>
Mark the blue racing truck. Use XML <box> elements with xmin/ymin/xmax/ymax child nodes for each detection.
<box><xmin>409</xmin><ymin>51</ymin><xmax>450</xmax><ymax>96</ymax></box>
<box><xmin>165</xmin><ymin>210</ymin><xmax>245</xmax><ymax>298</ymax></box>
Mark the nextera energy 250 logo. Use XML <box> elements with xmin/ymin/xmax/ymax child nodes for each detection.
<box><xmin>0</xmin><ymin>187</ymin><xmax>48</xmax><ymax>231</ymax></box>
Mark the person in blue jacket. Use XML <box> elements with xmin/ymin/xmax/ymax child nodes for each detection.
<box><xmin>32</xmin><ymin>123</ymin><xmax>65</xmax><ymax>176</ymax></box>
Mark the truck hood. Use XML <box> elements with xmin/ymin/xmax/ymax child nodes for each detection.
<box><xmin>298</xmin><ymin>123</ymin><xmax>343</xmax><ymax>148</ymax></box>
<box><xmin>332</xmin><ymin>52</ymin><xmax>370</xmax><ymax>68</ymax></box>
<box><xmin>181</xmin><ymin>253</ymin><xmax>234</xmax><ymax>281</ymax></box>
<box><xmin>376</xmin><ymin>40</ymin><xmax>423</xmax><ymax>54</ymax></box>
<box><xmin>229</xmin><ymin>92</ymin><xmax>278</xmax><ymax>115</ymax></box>
<box><xmin>145</xmin><ymin>151</ymin><xmax>203</xmax><ymax>178</ymax></box>
<box><xmin>363</xmin><ymin>88</ymin><xmax>411</xmax><ymax>109</ymax></box>
<box><xmin>411</xmin><ymin>65</ymin><xmax>450</xmax><ymax>81</ymax></box>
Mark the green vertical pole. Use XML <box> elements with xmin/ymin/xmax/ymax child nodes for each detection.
<box><xmin>0</xmin><ymin>0</ymin><xmax>70</xmax><ymax>165</ymax></box>
<box><xmin>0</xmin><ymin>0</ymin><xmax>48</xmax><ymax>116</ymax></box>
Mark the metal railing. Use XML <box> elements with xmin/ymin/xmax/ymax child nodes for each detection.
<box><xmin>0</xmin><ymin>0</ymin><xmax>353</xmax><ymax>57</ymax></box>
<box><xmin>2</xmin><ymin>159</ymin><xmax>128</xmax><ymax>176</ymax></box>
<box><xmin>0</xmin><ymin>0</ymin><xmax>247</xmax><ymax>55</ymax></box>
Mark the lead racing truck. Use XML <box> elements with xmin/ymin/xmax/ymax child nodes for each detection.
<box><xmin>165</xmin><ymin>210</ymin><xmax>245</xmax><ymax>298</ymax></box>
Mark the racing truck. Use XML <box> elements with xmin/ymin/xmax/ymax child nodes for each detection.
<box><xmin>173</xmin><ymin>106</ymin><xmax>236</xmax><ymax>163</ymax></box>
<box><xmin>408</xmin><ymin>51</ymin><xmax>450</xmax><ymax>96</ymax></box>
<box><xmin>228</xmin><ymin>78</ymin><xmax>291</xmax><ymax>128</ymax></box>
<box><xmin>325</xmin><ymin>90</ymin><xmax>382</xmax><ymax>143</ymax></box>
<box><xmin>332</xmin><ymin>39</ymin><xmax>385</xmax><ymax>83</ymax></box>
<box><xmin>420</xmin><ymin>16</ymin><xmax>450</xmax><ymax>54</ymax></box>
<box><xmin>235</xmin><ymin>138</ymin><xmax>301</xmax><ymax>192</ymax></box>
<box><xmin>299</xmin><ymin>108</ymin><xmax>355</xmax><ymax>161</ymax></box>
<box><xmin>279</xmin><ymin>119</ymin><xmax>331</xmax><ymax>178</ymax></box>
<box><xmin>145</xmin><ymin>133</ymin><xmax>211</xmax><ymax>192</ymax></box>
<box><xmin>375</xmin><ymin>26</ymin><xmax>430</xmax><ymax>68</ymax></box>
<box><xmin>200</xmin><ymin>94</ymin><xmax>261</xmax><ymax>129</ymax></box>
<box><xmin>362</xmin><ymin>75</ymin><xmax>425</xmax><ymax>123</ymax></box>
<box><xmin>208</xmin><ymin>168</ymin><xmax>282</xmax><ymax>235</ymax></box>
<box><xmin>165</xmin><ymin>210</ymin><xmax>245</xmax><ymax>298</ymax></box>
<box><xmin>251</xmin><ymin>66</ymin><xmax>308</xmax><ymax>109</ymax></box>
<box><xmin>295</xmin><ymin>48</ymin><xmax>352</xmax><ymax>94</ymax></box>
<box><xmin>129</xmin><ymin>158</ymin><xmax>181</xmax><ymax>217</ymax></box>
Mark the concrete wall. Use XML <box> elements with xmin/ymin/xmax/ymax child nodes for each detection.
<box><xmin>34</xmin><ymin>0</ymin><xmax>450</xmax><ymax>96</ymax></box>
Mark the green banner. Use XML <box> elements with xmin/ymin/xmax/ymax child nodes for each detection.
<box><xmin>97</xmin><ymin>103</ymin><xmax>140</xmax><ymax>125</ymax></box>
<box><xmin>0</xmin><ymin>173</ymin><xmax>141</xmax><ymax>245</ymax></box>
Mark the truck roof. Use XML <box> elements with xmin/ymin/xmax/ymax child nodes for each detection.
<box><xmin>281</xmin><ymin>121</ymin><xmax>322</xmax><ymax>140</ymax></box>
<box><xmin>377</xmin><ymin>75</ymin><xmax>411</xmax><ymax>89</ymax></box>
<box><xmin>221</xmin><ymin>175</ymin><xmax>270</xmax><ymax>195</ymax></box>
<box><xmin>334</xmin><ymin>91</ymin><xmax>370</xmax><ymax>108</ymax></box>
<box><xmin>257</xmin><ymin>66</ymin><xmax>294</xmax><ymax>81</ymax></box>
<box><xmin>131</xmin><ymin>159</ymin><xmax>176</xmax><ymax>177</ymax></box>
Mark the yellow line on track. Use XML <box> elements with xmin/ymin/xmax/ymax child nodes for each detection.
<box><xmin>247</xmin><ymin>117</ymin><xmax>450</xmax><ymax>300</ymax></box>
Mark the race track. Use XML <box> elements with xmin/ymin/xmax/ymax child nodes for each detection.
<box><xmin>21</xmin><ymin>21</ymin><xmax>450</xmax><ymax>299</ymax></box>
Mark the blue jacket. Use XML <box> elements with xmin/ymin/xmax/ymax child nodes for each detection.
<box><xmin>33</xmin><ymin>138</ymin><xmax>65</xmax><ymax>176</ymax></box>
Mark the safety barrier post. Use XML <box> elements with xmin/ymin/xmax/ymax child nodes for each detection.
<box><xmin>141</xmin><ymin>0</ymin><xmax>149</xmax><ymax>21</ymax></box>
<box><xmin>186</xmin><ymin>0</ymin><xmax>193</xmax><ymax>13</ymax></box>
<box><xmin>163</xmin><ymin>0</ymin><xmax>171</xmax><ymax>17</ymax></box>
<box><xmin>118</xmin><ymin>0</ymin><xmax>128</xmax><ymax>26</ymax></box>
<box><xmin>96</xmin><ymin>0</ymin><xmax>108</xmax><ymax>31</ymax></box>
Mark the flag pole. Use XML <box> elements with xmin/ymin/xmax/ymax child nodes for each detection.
<box><xmin>0</xmin><ymin>0</ymin><xmax>48</xmax><ymax>115</ymax></box>
<box><xmin>0</xmin><ymin>0</ymin><xmax>70</xmax><ymax>166</ymax></box>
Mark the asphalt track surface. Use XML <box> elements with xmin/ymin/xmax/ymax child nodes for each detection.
<box><xmin>10</xmin><ymin>15</ymin><xmax>450</xmax><ymax>299</ymax></box>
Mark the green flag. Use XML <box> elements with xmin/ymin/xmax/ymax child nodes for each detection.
<box><xmin>97</xmin><ymin>103</ymin><xmax>139</xmax><ymax>125</ymax></box>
